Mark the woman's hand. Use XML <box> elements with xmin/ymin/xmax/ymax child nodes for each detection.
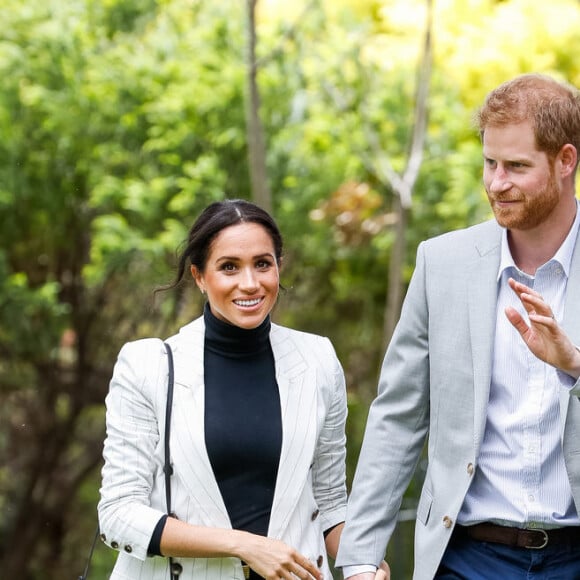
<box><xmin>238</xmin><ymin>533</ymin><xmax>323</xmax><ymax>580</ymax></box>
<box><xmin>376</xmin><ymin>560</ymin><xmax>390</xmax><ymax>580</ymax></box>
<box><xmin>160</xmin><ymin>520</ymin><xmax>322</xmax><ymax>579</ymax></box>
<box><xmin>343</xmin><ymin>561</ymin><xmax>390</xmax><ymax>580</ymax></box>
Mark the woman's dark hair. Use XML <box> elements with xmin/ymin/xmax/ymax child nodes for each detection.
<box><xmin>166</xmin><ymin>199</ymin><xmax>284</xmax><ymax>290</ymax></box>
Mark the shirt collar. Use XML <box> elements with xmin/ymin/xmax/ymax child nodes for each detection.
<box><xmin>497</xmin><ymin>198</ymin><xmax>580</xmax><ymax>281</ymax></box>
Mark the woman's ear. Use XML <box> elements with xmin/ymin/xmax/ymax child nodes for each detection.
<box><xmin>190</xmin><ymin>265</ymin><xmax>205</xmax><ymax>294</ymax></box>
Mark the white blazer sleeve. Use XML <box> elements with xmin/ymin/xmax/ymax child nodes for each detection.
<box><xmin>98</xmin><ymin>338</ymin><xmax>169</xmax><ymax>561</ymax></box>
<box><xmin>311</xmin><ymin>336</ymin><xmax>348</xmax><ymax>532</ymax></box>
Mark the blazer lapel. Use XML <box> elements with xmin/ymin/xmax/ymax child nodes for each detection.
<box><xmin>469</xmin><ymin>224</ymin><xmax>502</xmax><ymax>453</ymax></box>
<box><xmin>169</xmin><ymin>317</ymin><xmax>231</xmax><ymax>527</ymax></box>
<box><xmin>164</xmin><ymin>320</ymin><xmax>324</xmax><ymax>533</ymax></box>
<box><xmin>562</xmin><ymin>229</ymin><xmax>580</xmax><ymax>348</ymax></box>
<box><xmin>560</xmin><ymin>230</ymin><xmax>580</xmax><ymax>427</ymax></box>
<box><xmin>268</xmin><ymin>325</ymin><xmax>318</xmax><ymax>539</ymax></box>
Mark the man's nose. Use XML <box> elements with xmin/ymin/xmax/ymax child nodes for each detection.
<box><xmin>488</xmin><ymin>167</ymin><xmax>511</xmax><ymax>193</ymax></box>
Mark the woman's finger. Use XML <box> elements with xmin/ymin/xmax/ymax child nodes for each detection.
<box><xmin>376</xmin><ymin>559</ymin><xmax>390</xmax><ymax>580</ymax></box>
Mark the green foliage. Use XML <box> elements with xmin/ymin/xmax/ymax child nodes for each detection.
<box><xmin>0</xmin><ymin>259</ymin><xmax>69</xmax><ymax>361</ymax></box>
<box><xmin>2</xmin><ymin>0</ymin><xmax>580</xmax><ymax>576</ymax></box>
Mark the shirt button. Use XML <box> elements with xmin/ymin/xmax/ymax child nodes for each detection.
<box><xmin>443</xmin><ymin>516</ymin><xmax>453</xmax><ymax>528</ymax></box>
<box><xmin>99</xmin><ymin>533</ymin><xmax>107</xmax><ymax>542</ymax></box>
<box><xmin>317</xmin><ymin>555</ymin><xmax>324</xmax><ymax>568</ymax></box>
<box><xmin>111</xmin><ymin>541</ymin><xmax>119</xmax><ymax>549</ymax></box>
<box><xmin>467</xmin><ymin>463</ymin><xmax>474</xmax><ymax>476</ymax></box>
<box><xmin>311</xmin><ymin>509</ymin><xmax>319</xmax><ymax>521</ymax></box>
<box><xmin>124</xmin><ymin>545</ymin><xmax>133</xmax><ymax>553</ymax></box>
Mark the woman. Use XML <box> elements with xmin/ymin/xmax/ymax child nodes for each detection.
<box><xmin>98</xmin><ymin>199</ymin><xmax>347</xmax><ymax>580</ymax></box>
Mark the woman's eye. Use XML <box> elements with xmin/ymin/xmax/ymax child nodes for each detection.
<box><xmin>256</xmin><ymin>260</ymin><xmax>272</xmax><ymax>269</ymax></box>
<box><xmin>221</xmin><ymin>263</ymin><xmax>236</xmax><ymax>272</ymax></box>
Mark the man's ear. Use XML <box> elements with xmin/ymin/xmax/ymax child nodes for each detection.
<box><xmin>558</xmin><ymin>143</ymin><xmax>577</xmax><ymax>178</ymax></box>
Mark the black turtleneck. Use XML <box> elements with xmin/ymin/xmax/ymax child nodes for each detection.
<box><xmin>147</xmin><ymin>307</ymin><xmax>283</xmax><ymax>564</ymax></box>
<box><xmin>203</xmin><ymin>304</ymin><xmax>282</xmax><ymax>538</ymax></box>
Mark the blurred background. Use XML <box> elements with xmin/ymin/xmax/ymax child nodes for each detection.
<box><xmin>2</xmin><ymin>0</ymin><xmax>580</xmax><ymax>577</ymax></box>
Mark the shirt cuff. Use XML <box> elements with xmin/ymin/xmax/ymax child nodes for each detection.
<box><xmin>342</xmin><ymin>564</ymin><xmax>377</xmax><ymax>579</ymax></box>
<box><xmin>147</xmin><ymin>514</ymin><xmax>168</xmax><ymax>556</ymax></box>
<box><xmin>556</xmin><ymin>368</ymin><xmax>577</xmax><ymax>389</ymax></box>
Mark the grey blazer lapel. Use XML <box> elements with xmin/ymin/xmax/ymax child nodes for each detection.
<box><xmin>560</xmin><ymin>230</ymin><xmax>580</xmax><ymax>425</ymax></box>
<box><xmin>468</xmin><ymin>224</ymin><xmax>502</xmax><ymax>452</ymax></box>
<box><xmin>562</xmin><ymin>231</ymin><xmax>580</xmax><ymax>346</ymax></box>
<box><xmin>268</xmin><ymin>325</ymin><xmax>318</xmax><ymax>539</ymax></box>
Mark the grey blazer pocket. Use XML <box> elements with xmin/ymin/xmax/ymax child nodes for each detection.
<box><xmin>416</xmin><ymin>486</ymin><xmax>433</xmax><ymax>526</ymax></box>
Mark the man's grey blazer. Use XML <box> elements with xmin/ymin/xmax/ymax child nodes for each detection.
<box><xmin>336</xmin><ymin>218</ymin><xmax>580</xmax><ymax>580</ymax></box>
<box><xmin>98</xmin><ymin>316</ymin><xmax>347</xmax><ymax>580</ymax></box>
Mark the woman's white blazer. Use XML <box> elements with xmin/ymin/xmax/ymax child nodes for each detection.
<box><xmin>98</xmin><ymin>316</ymin><xmax>348</xmax><ymax>579</ymax></box>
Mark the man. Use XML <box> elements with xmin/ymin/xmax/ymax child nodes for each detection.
<box><xmin>336</xmin><ymin>74</ymin><xmax>580</xmax><ymax>579</ymax></box>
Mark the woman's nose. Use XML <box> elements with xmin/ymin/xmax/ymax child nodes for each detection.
<box><xmin>238</xmin><ymin>268</ymin><xmax>258</xmax><ymax>291</ymax></box>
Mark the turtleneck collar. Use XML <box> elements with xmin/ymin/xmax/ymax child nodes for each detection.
<box><xmin>203</xmin><ymin>302</ymin><xmax>271</xmax><ymax>358</ymax></box>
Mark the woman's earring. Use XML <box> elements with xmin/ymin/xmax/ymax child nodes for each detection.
<box><xmin>200</xmin><ymin>288</ymin><xmax>205</xmax><ymax>295</ymax></box>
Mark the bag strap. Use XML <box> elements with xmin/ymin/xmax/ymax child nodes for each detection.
<box><xmin>163</xmin><ymin>341</ymin><xmax>175</xmax><ymax>514</ymax></box>
<box><xmin>79</xmin><ymin>342</ymin><xmax>182</xmax><ymax>580</ymax></box>
<box><xmin>78</xmin><ymin>526</ymin><xmax>99</xmax><ymax>580</ymax></box>
<box><xmin>163</xmin><ymin>342</ymin><xmax>182</xmax><ymax>580</ymax></box>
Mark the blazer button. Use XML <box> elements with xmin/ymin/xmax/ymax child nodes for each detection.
<box><xmin>467</xmin><ymin>463</ymin><xmax>474</xmax><ymax>476</ymax></box>
<box><xmin>170</xmin><ymin>562</ymin><xmax>183</xmax><ymax>575</ymax></box>
<box><xmin>311</xmin><ymin>509</ymin><xmax>320</xmax><ymax>521</ymax></box>
<box><xmin>124</xmin><ymin>545</ymin><xmax>132</xmax><ymax>553</ymax></box>
<box><xmin>111</xmin><ymin>541</ymin><xmax>119</xmax><ymax>549</ymax></box>
<box><xmin>317</xmin><ymin>555</ymin><xmax>324</xmax><ymax>568</ymax></box>
<box><xmin>442</xmin><ymin>516</ymin><xmax>453</xmax><ymax>528</ymax></box>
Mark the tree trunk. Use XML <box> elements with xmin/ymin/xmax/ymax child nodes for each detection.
<box><xmin>245</xmin><ymin>0</ymin><xmax>272</xmax><ymax>214</ymax></box>
<box><xmin>381</xmin><ymin>0</ymin><xmax>432</xmax><ymax>348</ymax></box>
<box><xmin>383</xmin><ymin>196</ymin><xmax>408</xmax><ymax>348</ymax></box>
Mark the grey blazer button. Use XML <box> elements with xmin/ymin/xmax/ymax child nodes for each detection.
<box><xmin>311</xmin><ymin>509</ymin><xmax>320</xmax><ymax>521</ymax></box>
<box><xmin>124</xmin><ymin>545</ymin><xmax>133</xmax><ymax>553</ymax></box>
<box><xmin>442</xmin><ymin>516</ymin><xmax>453</xmax><ymax>528</ymax></box>
<box><xmin>111</xmin><ymin>541</ymin><xmax>119</xmax><ymax>549</ymax></box>
<box><xmin>467</xmin><ymin>463</ymin><xmax>474</xmax><ymax>475</ymax></box>
<box><xmin>317</xmin><ymin>555</ymin><xmax>324</xmax><ymax>568</ymax></box>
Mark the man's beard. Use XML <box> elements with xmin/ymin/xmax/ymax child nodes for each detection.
<box><xmin>489</xmin><ymin>172</ymin><xmax>560</xmax><ymax>231</ymax></box>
